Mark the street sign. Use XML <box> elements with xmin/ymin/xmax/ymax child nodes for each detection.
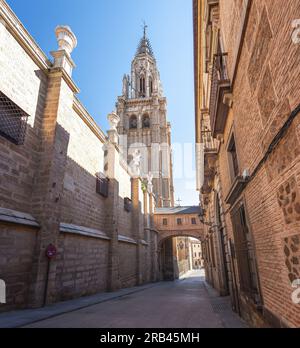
<box><xmin>46</xmin><ymin>244</ymin><xmax>57</xmax><ymax>259</ymax></box>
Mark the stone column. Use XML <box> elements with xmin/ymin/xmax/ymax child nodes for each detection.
<box><xmin>106</xmin><ymin>112</ymin><xmax>121</xmax><ymax>292</ymax></box>
<box><xmin>149</xmin><ymin>193</ymin><xmax>159</xmax><ymax>281</ymax></box>
<box><xmin>131</xmin><ymin>178</ymin><xmax>143</xmax><ymax>285</ymax></box>
<box><xmin>29</xmin><ymin>26</ymin><xmax>78</xmax><ymax>307</ymax></box>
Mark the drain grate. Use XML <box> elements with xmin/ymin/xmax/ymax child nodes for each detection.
<box><xmin>210</xmin><ymin>300</ymin><xmax>231</xmax><ymax>313</ymax></box>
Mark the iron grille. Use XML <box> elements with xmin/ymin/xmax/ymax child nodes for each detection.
<box><xmin>96</xmin><ymin>172</ymin><xmax>109</xmax><ymax>198</ymax></box>
<box><xmin>231</xmin><ymin>204</ymin><xmax>259</xmax><ymax>299</ymax></box>
<box><xmin>0</xmin><ymin>91</ymin><xmax>29</xmax><ymax>145</ymax></box>
<box><xmin>124</xmin><ymin>197</ymin><xmax>132</xmax><ymax>212</ymax></box>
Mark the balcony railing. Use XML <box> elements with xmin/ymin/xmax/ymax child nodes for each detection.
<box><xmin>209</xmin><ymin>53</ymin><xmax>231</xmax><ymax>137</ymax></box>
<box><xmin>201</xmin><ymin>130</ymin><xmax>218</xmax><ymax>152</ymax></box>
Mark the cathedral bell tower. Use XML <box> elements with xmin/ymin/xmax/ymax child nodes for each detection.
<box><xmin>116</xmin><ymin>26</ymin><xmax>174</xmax><ymax>208</ymax></box>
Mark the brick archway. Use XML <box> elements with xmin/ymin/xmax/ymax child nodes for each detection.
<box><xmin>158</xmin><ymin>229</ymin><xmax>204</xmax><ymax>246</ymax></box>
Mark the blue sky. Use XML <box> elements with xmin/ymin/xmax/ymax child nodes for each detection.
<box><xmin>7</xmin><ymin>0</ymin><xmax>198</xmax><ymax>206</ymax></box>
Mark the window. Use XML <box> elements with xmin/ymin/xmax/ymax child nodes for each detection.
<box><xmin>96</xmin><ymin>172</ymin><xmax>109</xmax><ymax>198</ymax></box>
<box><xmin>142</xmin><ymin>115</ymin><xmax>150</xmax><ymax>128</ymax></box>
<box><xmin>0</xmin><ymin>90</ymin><xmax>29</xmax><ymax>145</ymax></box>
<box><xmin>177</xmin><ymin>218</ymin><xmax>182</xmax><ymax>225</ymax></box>
<box><xmin>231</xmin><ymin>203</ymin><xmax>260</xmax><ymax>301</ymax></box>
<box><xmin>124</xmin><ymin>197</ymin><xmax>132</xmax><ymax>212</ymax></box>
<box><xmin>191</xmin><ymin>217</ymin><xmax>197</xmax><ymax>225</ymax></box>
<box><xmin>139</xmin><ymin>76</ymin><xmax>146</xmax><ymax>97</ymax></box>
<box><xmin>149</xmin><ymin>77</ymin><xmax>153</xmax><ymax>95</ymax></box>
<box><xmin>228</xmin><ymin>134</ymin><xmax>239</xmax><ymax>179</ymax></box>
<box><xmin>163</xmin><ymin>218</ymin><xmax>168</xmax><ymax>226</ymax></box>
<box><xmin>210</xmin><ymin>235</ymin><xmax>216</xmax><ymax>268</ymax></box>
<box><xmin>129</xmin><ymin>115</ymin><xmax>137</xmax><ymax>129</ymax></box>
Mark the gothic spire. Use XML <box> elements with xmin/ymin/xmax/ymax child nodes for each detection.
<box><xmin>136</xmin><ymin>23</ymin><xmax>155</xmax><ymax>59</ymax></box>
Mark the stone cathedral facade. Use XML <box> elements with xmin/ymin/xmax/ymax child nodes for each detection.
<box><xmin>116</xmin><ymin>29</ymin><xmax>174</xmax><ymax>208</ymax></box>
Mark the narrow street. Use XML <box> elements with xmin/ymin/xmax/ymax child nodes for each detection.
<box><xmin>21</xmin><ymin>271</ymin><xmax>246</xmax><ymax>328</ymax></box>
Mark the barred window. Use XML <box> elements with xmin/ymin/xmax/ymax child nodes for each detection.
<box><xmin>231</xmin><ymin>203</ymin><xmax>260</xmax><ymax>300</ymax></box>
<box><xmin>0</xmin><ymin>91</ymin><xmax>29</xmax><ymax>145</ymax></box>
<box><xmin>142</xmin><ymin>114</ymin><xmax>150</xmax><ymax>128</ymax></box>
<box><xmin>228</xmin><ymin>134</ymin><xmax>239</xmax><ymax>180</ymax></box>
<box><xmin>129</xmin><ymin>115</ymin><xmax>137</xmax><ymax>129</ymax></box>
<box><xmin>96</xmin><ymin>172</ymin><xmax>109</xmax><ymax>198</ymax></box>
<box><xmin>124</xmin><ymin>197</ymin><xmax>132</xmax><ymax>212</ymax></box>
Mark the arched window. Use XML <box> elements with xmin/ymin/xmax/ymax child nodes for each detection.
<box><xmin>139</xmin><ymin>76</ymin><xmax>146</xmax><ymax>97</ymax></box>
<box><xmin>129</xmin><ymin>115</ymin><xmax>137</xmax><ymax>129</ymax></box>
<box><xmin>149</xmin><ymin>77</ymin><xmax>153</xmax><ymax>95</ymax></box>
<box><xmin>142</xmin><ymin>115</ymin><xmax>150</xmax><ymax>128</ymax></box>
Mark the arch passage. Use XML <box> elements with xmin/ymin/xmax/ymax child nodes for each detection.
<box><xmin>158</xmin><ymin>229</ymin><xmax>204</xmax><ymax>246</ymax></box>
<box><xmin>154</xmin><ymin>206</ymin><xmax>205</xmax><ymax>281</ymax></box>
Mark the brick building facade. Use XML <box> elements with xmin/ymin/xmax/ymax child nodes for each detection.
<box><xmin>0</xmin><ymin>0</ymin><xmax>159</xmax><ymax>312</ymax></box>
<box><xmin>154</xmin><ymin>206</ymin><xmax>203</xmax><ymax>279</ymax></box>
<box><xmin>194</xmin><ymin>0</ymin><xmax>300</xmax><ymax>327</ymax></box>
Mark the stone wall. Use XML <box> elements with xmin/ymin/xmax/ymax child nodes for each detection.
<box><xmin>0</xmin><ymin>222</ymin><xmax>37</xmax><ymax>311</ymax></box>
<box><xmin>0</xmin><ymin>0</ymin><xmax>159</xmax><ymax>312</ymax></box>
<box><xmin>0</xmin><ymin>17</ymin><xmax>48</xmax><ymax>214</ymax></box>
<box><xmin>55</xmin><ymin>234</ymin><xmax>110</xmax><ymax>302</ymax></box>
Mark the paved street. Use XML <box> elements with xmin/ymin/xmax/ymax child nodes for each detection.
<box><xmin>23</xmin><ymin>271</ymin><xmax>246</xmax><ymax>328</ymax></box>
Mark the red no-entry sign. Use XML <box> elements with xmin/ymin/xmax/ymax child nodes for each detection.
<box><xmin>46</xmin><ymin>244</ymin><xmax>57</xmax><ymax>259</ymax></box>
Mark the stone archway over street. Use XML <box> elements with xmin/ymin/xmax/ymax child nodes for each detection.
<box><xmin>154</xmin><ymin>206</ymin><xmax>205</xmax><ymax>280</ymax></box>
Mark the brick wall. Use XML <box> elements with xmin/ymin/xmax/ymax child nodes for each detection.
<box><xmin>200</xmin><ymin>0</ymin><xmax>300</xmax><ymax>327</ymax></box>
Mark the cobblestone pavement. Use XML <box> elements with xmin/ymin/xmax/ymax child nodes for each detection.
<box><xmin>21</xmin><ymin>270</ymin><xmax>247</xmax><ymax>328</ymax></box>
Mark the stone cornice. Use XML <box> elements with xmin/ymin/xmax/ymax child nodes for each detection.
<box><xmin>118</xmin><ymin>235</ymin><xmax>138</xmax><ymax>245</ymax></box>
<box><xmin>120</xmin><ymin>96</ymin><xmax>167</xmax><ymax>107</ymax></box>
<box><xmin>0</xmin><ymin>208</ymin><xmax>39</xmax><ymax>228</ymax></box>
<box><xmin>62</xmin><ymin>68</ymin><xmax>79</xmax><ymax>93</ymax></box>
<box><xmin>0</xmin><ymin>0</ymin><xmax>51</xmax><ymax>71</ymax></box>
<box><xmin>73</xmin><ymin>97</ymin><xmax>107</xmax><ymax>144</ymax></box>
<box><xmin>60</xmin><ymin>223</ymin><xmax>111</xmax><ymax>240</ymax></box>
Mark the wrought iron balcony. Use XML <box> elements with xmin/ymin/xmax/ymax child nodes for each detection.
<box><xmin>209</xmin><ymin>53</ymin><xmax>231</xmax><ymax>137</ymax></box>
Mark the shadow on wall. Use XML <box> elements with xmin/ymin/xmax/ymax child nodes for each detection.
<box><xmin>0</xmin><ymin>118</ymin><xmax>156</xmax><ymax>312</ymax></box>
<box><xmin>159</xmin><ymin>236</ymin><xmax>203</xmax><ymax>282</ymax></box>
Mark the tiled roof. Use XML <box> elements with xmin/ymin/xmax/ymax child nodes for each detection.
<box><xmin>154</xmin><ymin>206</ymin><xmax>202</xmax><ymax>215</ymax></box>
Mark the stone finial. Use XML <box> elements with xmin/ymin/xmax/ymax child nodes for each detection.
<box><xmin>107</xmin><ymin>111</ymin><xmax>120</xmax><ymax>131</ymax></box>
<box><xmin>107</xmin><ymin>112</ymin><xmax>120</xmax><ymax>145</ymax></box>
<box><xmin>131</xmin><ymin>150</ymin><xmax>141</xmax><ymax>177</ymax></box>
<box><xmin>55</xmin><ymin>25</ymin><xmax>77</xmax><ymax>55</ymax></box>
<box><xmin>147</xmin><ymin>172</ymin><xmax>154</xmax><ymax>194</ymax></box>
